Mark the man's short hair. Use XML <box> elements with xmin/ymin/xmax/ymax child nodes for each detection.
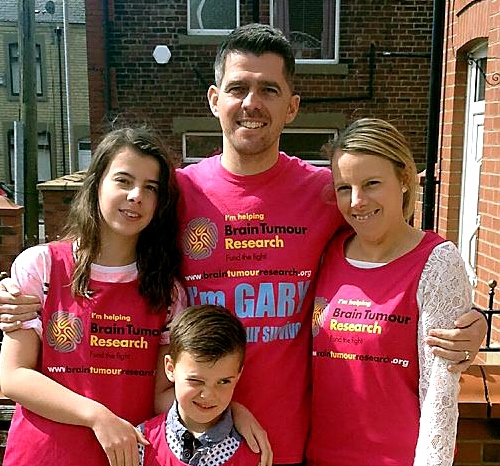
<box><xmin>214</xmin><ymin>23</ymin><xmax>295</xmax><ymax>90</ymax></box>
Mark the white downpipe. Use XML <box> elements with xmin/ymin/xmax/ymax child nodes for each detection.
<box><xmin>62</xmin><ymin>0</ymin><xmax>74</xmax><ymax>172</ymax></box>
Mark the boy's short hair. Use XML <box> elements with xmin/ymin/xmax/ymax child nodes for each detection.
<box><xmin>169</xmin><ymin>305</ymin><xmax>246</xmax><ymax>369</ymax></box>
<box><xmin>214</xmin><ymin>23</ymin><xmax>296</xmax><ymax>90</ymax></box>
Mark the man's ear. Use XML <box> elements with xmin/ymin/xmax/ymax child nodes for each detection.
<box><xmin>285</xmin><ymin>94</ymin><xmax>300</xmax><ymax>125</ymax></box>
<box><xmin>207</xmin><ymin>85</ymin><xmax>220</xmax><ymax>118</ymax></box>
<box><xmin>165</xmin><ymin>355</ymin><xmax>175</xmax><ymax>383</ymax></box>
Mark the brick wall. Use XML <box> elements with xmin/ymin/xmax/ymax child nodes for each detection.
<box><xmin>37</xmin><ymin>173</ymin><xmax>85</xmax><ymax>243</ymax></box>
<box><xmin>0</xmin><ymin>10</ymin><xmax>90</xmax><ymax>183</ymax></box>
<box><xmin>0</xmin><ymin>197</ymin><xmax>23</xmax><ymax>274</ymax></box>
<box><xmin>439</xmin><ymin>0</ymin><xmax>500</xmax><ymax>341</ymax></box>
<box><xmin>456</xmin><ymin>364</ymin><xmax>500</xmax><ymax>465</ymax></box>
<box><xmin>84</xmin><ymin>0</ymin><xmax>434</xmax><ymax>166</ymax></box>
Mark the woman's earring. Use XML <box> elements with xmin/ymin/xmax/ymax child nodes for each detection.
<box><xmin>402</xmin><ymin>186</ymin><xmax>408</xmax><ymax>193</ymax></box>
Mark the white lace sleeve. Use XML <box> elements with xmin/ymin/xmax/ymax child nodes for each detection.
<box><xmin>413</xmin><ymin>242</ymin><xmax>472</xmax><ymax>466</ymax></box>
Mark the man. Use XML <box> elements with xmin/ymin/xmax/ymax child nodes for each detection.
<box><xmin>0</xmin><ymin>23</ymin><xmax>486</xmax><ymax>466</ymax></box>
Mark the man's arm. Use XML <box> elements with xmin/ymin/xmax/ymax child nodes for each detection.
<box><xmin>0</xmin><ymin>278</ymin><xmax>40</xmax><ymax>332</ymax></box>
<box><xmin>426</xmin><ymin>309</ymin><xmax>487</xmax><ymax>373</ymax></box>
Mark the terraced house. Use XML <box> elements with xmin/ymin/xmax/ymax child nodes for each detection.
<box><xmin>0</xmin><ymin>0</ymin><xmax>90</xmax><ymax>192</ymax></box>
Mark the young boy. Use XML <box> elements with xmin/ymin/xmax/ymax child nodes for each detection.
<box><xmin>138</xmin><ymin>304</ymin><xmax>259</xmax><ymax>466</ymax></box>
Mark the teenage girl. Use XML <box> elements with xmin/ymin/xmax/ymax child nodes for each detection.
<box><xmin>0</xmin><ymin>127</ymin><xmax>184</xmax><ymax>466</ymax></box>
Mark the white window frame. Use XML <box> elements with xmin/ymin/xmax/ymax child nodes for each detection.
<box><xmin>270</xmin><ymin>0</ymin><xmax>340</xmax><ymax>64</ymax></box>
<box><xmin>182</xmin><ymin>129</ymin><xmax>337</xmax><ymax>166</ymax></box>
<box><xmin>187</xmin><ymin>0</ymin><xmax>240</xmax><ymax>35</ymax></box>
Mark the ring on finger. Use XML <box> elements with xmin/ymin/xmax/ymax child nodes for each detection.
<box><xmin>463</xmin><ymin>350</ymin><xmax>470</xmax><ymax>362</ymax></box>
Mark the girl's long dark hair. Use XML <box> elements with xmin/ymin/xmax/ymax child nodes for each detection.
<box><xmin>62</xmin><ymin>127</ymin><xmax>181</xmax><ymax>311</ymax></box>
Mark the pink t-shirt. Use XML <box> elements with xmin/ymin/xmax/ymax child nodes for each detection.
<box><xmin>177</xmin><ymin>153</ymin><xmax>345</xmax><ymax>463</ymax></box>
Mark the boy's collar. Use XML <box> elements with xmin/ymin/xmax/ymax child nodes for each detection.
<box><xmin>167</xmin><ymin>399</ymin><xmax>240</xmax><ymax>446</ymax></box>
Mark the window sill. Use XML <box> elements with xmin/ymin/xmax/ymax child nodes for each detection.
<box><xmin>178</xmin><ymin>35</ymin><xmax>226</xmax><ymax>46</ymax></box>
<box><xmin>296</xmin><ymin>63</ymin><xmax>348</xmax><ymax>75</ymax></box>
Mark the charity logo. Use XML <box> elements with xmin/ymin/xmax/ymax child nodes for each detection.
<box><xmin>46</xmin><ymin>310</ymin><xmax>84</xmax><ymax>352</ymax></box>
<box><xmin>183</xmin><ymin>217</ymin><xmax>218</xmax><ymax>260</ymax></box>
<box><xmin>312</xmin><ymin>297</ymin><xmax>328</xmax><ymax>338</ymax></box>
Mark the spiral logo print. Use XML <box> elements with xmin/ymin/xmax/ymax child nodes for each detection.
<box><xmin>312</xmin><ymin>297</ymin><xmax>328</xmax><ymax>338</ymax></box>
<box><xmin>183</xmin><ymin>217</ymin><xmax>218</xmax><ymax>260</ymax></box>
<box><xmin>46</xmin><ymin>310</ymin><xmax>84</xmax><ymax>353</ymax></box>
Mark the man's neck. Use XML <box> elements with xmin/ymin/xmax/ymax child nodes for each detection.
<box><xmin>220</xmin><ymin>151</ymin><xmax>279</xmax><ymax>176</ymax></box>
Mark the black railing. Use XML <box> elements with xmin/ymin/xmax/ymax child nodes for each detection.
<box><xmin>478</xmin><ymin>279</ymin><xmax>500</xmax><ymax>352</ymax></box>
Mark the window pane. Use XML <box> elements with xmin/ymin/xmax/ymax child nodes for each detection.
<box><xmin>280</xmin><ymin>130</ymin><xmax>337</xmax><ymax>166</ymax></box>
<box><xmin>183</xmin><ymin>133</ymin><xmax>223</xmax><ymax>163</ymax></box>
<box><xmin>9</xmin><ymin>44</ymin><xmax>20</xmax><ymax>95</ymax></box>
<box><xmin>38</xmin><ymin>132</ymin><xmax>52</xmax><ymax>182</ymax></box>
<box><xmin>475</xmin><ymin>57</ymin><xmax>486</xmax><ymax>102</ymax></box>
<box><xmin>78</xmin><ymin>139</ymin><xmax>92</xmax><ymax>171</ymax></box>
<box><xmin>8</xmin><ymin>43</ymin><xmax>43</xmax><ymax>96</ymax></box>
<box><xmin>273</xmin><ymin>0</ymin><xmax>338</xmax><ymax>61</ymax></box>
<box><xmin>189</xmin><ymin>0</ymin><xmax>237</xmax><ymax>32</ymax></box>
<box><xmin>8</xmin><ymin>130</ymin><xmax>52</xmax><ymax>182</ymax></box>
<box><xmin>289</xmin><ymin>0</ymin><xmax>323</xmax><ymax>59</ymax></box>
<box><xmin>35</xmin><ymin>44</ymin><xmax>42</xmax><ymax>95</ymax></box>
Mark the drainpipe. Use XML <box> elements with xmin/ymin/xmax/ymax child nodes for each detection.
<box><xmin>103</xmin><ymin>0</ymin><xmax>112</xmax><ymax>119</ymax></box>
<box><xmin>422</xmin><ymin>0</ymin><xmax>446</xmax><ymax>230</ymax></box>
<box><xmin>55</xmin><ymin>27</ymin><xmax>66</xmax><ymax>174</ymax></box>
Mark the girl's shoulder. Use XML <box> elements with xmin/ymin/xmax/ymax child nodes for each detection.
<box><xmin>12</xmin><ymin>243</ymin><xmax>52</xmax><ymax>281</ymax></box>
<box><xmin>11</xmin><ymin>243</ymin><xmax>55</xmax><ymax>310</ymax></box>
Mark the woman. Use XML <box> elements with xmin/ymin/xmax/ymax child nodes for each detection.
<box><xmin>306</xmin><ymin>118</ymin><xmax>471</xmax><ymax>466</ymax></box>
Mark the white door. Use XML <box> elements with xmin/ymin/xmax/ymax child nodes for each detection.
<box><xmin>458</xmin><ymin>46</ymin><xmax>486</xmax><ymax>286</ymax></box>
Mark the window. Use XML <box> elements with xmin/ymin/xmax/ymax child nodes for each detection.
<box><xmin>183</xmin><ymin>132</ymin><xmax>223</xmax><ymax>164</ymax></box>
<box><xmin>474</xmin><ymin>56</ymin><xmax>487</xmax><ymax>102</ymax></box>
<box><xmin>8</xmin><ymin>130</ymin><xmax>52</xmax><ymax>183</ymax></box>
<box><xmin>78</xmin><ymin>139</ymin><xmax>92</xmax><ymax>171</ymax></box>
<box><xmin>182</xmin><ymin>129</ymin><xmax>337</xmax><ymax>166</ymax></box>
<box><xmin>271</xmin><ymin>0</ymin><xmax>340</xmax><ymax>63</ymax></box>
<box><xmin>280</xmin><ymin>129</ymin><xmax>337</xmax><ymax>165</ymax></box>
<box><xmin>188</xmin><ymin>0</ymin><xmax>239</xmax><ymax>35</ymax></box>
<box><xmin>9</xmin><ymin>43</ymin><xmax>43</xmax><ymax>97</ymax></box>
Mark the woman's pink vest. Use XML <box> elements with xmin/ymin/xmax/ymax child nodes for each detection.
<box><xmin>307</xmin><ymin>231</ymin><xmax>444</xmax><ymax>465</ymax></box>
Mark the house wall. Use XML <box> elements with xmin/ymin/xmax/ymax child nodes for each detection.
<box><xmin>0</xmin><ymin>0</ymin><xmax>90</xmax><ymax>188</ymax></box>
<box><xmin>84</xmin><ymin>0</ymin><xmax>434</xmax><ymax>168</ymax></box>
<box><xmin>440</xmin><ymin>0</ymin><xmax>500</xmax><ymax>341</ymax></box>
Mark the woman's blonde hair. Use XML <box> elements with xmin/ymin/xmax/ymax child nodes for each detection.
<box><xmin>323</xmin><ymin>118</ymin><xmax>417</xmax><ymax>220</ymax></box>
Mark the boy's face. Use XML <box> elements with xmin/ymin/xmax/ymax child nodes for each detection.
<box><xmin>166</xmin><ymin>351</ymin><xmax>242</xmax><ymax>434</ymax></box>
